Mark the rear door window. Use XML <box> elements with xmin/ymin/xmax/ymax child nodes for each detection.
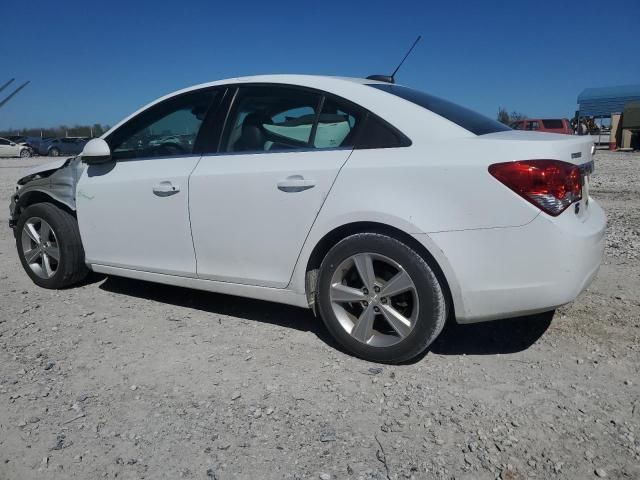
<box><xmin>314</xmin><ymin>98</ymin><xmax>362</xmax><ymax>148</ymax></box>
<box><xmin>225</xmin><ymin>86</ymin><xmax>321</xmax><ymax>152</ymax></box>
<box><xmin>223</xmin><ymin>86</ymin><xmax>365</xmax><ymax>153</ymax></box>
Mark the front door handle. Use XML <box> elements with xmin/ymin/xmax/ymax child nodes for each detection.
<box><xmin>153</xmin><ymin>181</ymin><xmax>180</xmax><ymax>196</ymax></box>
<box><xmin>277</xmin><ymin>175</ymin><xmax>315</xmax><ymax>193</ymax></box>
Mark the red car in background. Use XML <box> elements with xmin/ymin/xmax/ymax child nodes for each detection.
<box><xmin>510</xmin><ymin>118</ymin><xmax>573</xmax><ymax>135</ymax></box>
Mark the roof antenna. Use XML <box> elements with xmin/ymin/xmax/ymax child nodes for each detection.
<box><xmin>367</xmin><ymin>35</ymin><xmax>421</xmax><ymax>84</ymax></box>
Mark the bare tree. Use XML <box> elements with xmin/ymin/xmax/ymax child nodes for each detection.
<box><xmin>497</xmin><ymin>108</ymin><xmax>527</xmax><ymax>125</ymax></box>
<box><xmin>509</xmin><ymin>111</ymin><xmax>527</xmax><ymax>122</ymax></box>
<box><xmin>497</xmin><ymin>107</ymin><xmax>510</xmax><ymax>125</ymax></box>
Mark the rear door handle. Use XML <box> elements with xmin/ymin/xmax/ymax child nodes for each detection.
<box><xmin>277</xmin><ymin>175</ymin><xmax>315</xmax><ymax>193</ymax></box>
<box><xmin>153</xmin><ymin>181</ymin><xmax>180</xmax><ymax>196</ymax></box>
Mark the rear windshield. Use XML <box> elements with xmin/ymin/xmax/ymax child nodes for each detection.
<box><xmin>542</xmin><ymin>119</ymin><xmax>564</xmax><ymax>129</ymax></box>
<box><xmin>369</xmin><ymin>84</ymin><xmax>510</xmax><ymax>136</ymax></box>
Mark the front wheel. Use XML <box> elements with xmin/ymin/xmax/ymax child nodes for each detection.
<box><xmin>49</xmin><ymin>147</ymin><xmax>60</xmax><ymax>157</ymax></box>
<box><xmin>317</xmin><ymin>233</ymin><xmax>447</xmax><ymax>363</ymax></box>
<box><xmin>16</xmin><ymin>203</ymin><xmax>89</xmax><ymax>289</ymax></box>
<box><xmin>20</xmin><ymin>148</ymin><xmax>32</xmax><ymax>158</ymax></box>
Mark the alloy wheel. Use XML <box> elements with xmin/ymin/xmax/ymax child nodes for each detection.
<box><xmin>329</xmin><ymin>253</ymin><xmax>419</xmax><ymax>347</ymax></box>
<box><xmin>20</xmin><ymin>217</ymin><xmax>60</xmax><ymax>279</ymax></box>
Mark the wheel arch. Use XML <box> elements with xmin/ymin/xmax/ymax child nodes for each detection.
<box><xmin>303</xmin><ymin>221</ymin><xmax>456</xmax><ymax>319</ymax></box>
<box><xmin>15</xmin><ymin>190</ymin><xmax>76</xmax><ymax>219</ymax></box>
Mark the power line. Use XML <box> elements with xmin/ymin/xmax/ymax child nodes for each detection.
<box><xmin>0</xmin><ymin>79</ymin><xmax>30</xmax><ymax>110</ymax></box>
<box><xmin>0</xmin><ymin>78</ymin><xmax>16</xmax><ymax>94</ymax></box>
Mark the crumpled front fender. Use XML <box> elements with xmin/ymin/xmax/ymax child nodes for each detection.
<box><xmin>9</xmin><ymin>157</ymin><xmax>84</xmax><ymax>228</ymax></box>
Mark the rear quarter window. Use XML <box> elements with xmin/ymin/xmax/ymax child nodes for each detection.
<box><xmin>369</xmin><ymin>84</ymin><xmax>510</xmax><ymax>136</ymax></box>
<box><xmin>355</xmin><ymin>114</ymin><xmax>411</xmax><ymax>149</ymax></box>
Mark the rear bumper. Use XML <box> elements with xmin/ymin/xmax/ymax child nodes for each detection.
<box><xmin>415</xmin><ymin>199</ymin><xmax>606</xmax><ymax>323</ymax></box>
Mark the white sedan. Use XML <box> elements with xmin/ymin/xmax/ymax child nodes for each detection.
<box><xmin>9</xmin><ymin>75</ymin><xmax>606</xmax><ymax>363</ymax></box>
<box><xmin>0</xmin><ymin>137</ymin><xmax>32</xmax><ymax>157</ymax></box>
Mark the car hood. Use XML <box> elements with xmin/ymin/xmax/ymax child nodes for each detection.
<box><xmin>18</xmin><ymin>157</ymin><xmax>73</xmax><ymax>184</ymax></box>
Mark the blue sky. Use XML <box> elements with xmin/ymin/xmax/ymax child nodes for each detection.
<box><xmin>1</xmin><ymin>0</ymin><xmax>638</xmax><ymax>130</ymax></box>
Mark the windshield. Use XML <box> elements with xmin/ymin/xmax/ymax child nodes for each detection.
<box><xmin>369</xmin><ymin>84</ymin><xmax>510</xmax><ymax>136</ymax></box>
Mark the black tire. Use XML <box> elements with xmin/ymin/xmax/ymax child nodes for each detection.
<box><xmin>49</xmin><ymin>147</ymin><xmax>60</xmax><ymax>157</ymax></box>
<box><xmin>20</xmin><ymin>148</ymin><xmax>31</xmax><ymax>158</ymax></box>
<box><xmin>317</xmin><ymin>233</ymin><xmax>447</xmax><ymax>363</ymax></box>
<box><xmin>16</xmin><ymin>203</ymin><xmax>89</xmax><ymax>289</ymax></box>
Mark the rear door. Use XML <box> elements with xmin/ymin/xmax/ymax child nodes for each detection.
<box><xmin>76</xmin><ymin>88</ymin><xmax>220</xmax><ymax>276</ymax></box>
<box><xmin>189</xmin><ymin>85</ymin><xmax>362</xmax><ymax>288</ymax></box>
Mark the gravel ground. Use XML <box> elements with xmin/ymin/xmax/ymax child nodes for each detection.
<box><xmin>0</xmin><ymin>152</ymin><xmax>639</xmax><ymax>480</ymax></box>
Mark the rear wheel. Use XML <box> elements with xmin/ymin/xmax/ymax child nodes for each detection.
<box><xmin>49</xmin><ymin>147</ymin><xmax>60</xmax><ymax>157</ymax></box>
<box><xmin>317</xmin><ymin>233</ymin><xmax>447</xmax><ymax>363</ymax></box>
<box><xmin>16</xmin><ymin>203</ymin><xmax>88</xmax><ymax>289</ymax></box>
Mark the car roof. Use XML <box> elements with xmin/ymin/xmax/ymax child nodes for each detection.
<box><xmin>187</xmin><ymin>74</ymin><xmax>388</xmax><ymax>88</ymax></box>
<box><xmin>145</xmin><ymin>74</ymin><xmax>390</xmax><ymax>101</ymax></box>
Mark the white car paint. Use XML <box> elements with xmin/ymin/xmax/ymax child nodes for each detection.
<box><xmin>189</xmin><ymin>148</ymin><xmax>352</xmax><ymax>287</ymax></box>
<box><xmin>0</xmin><ymin>137</ymin><xmax>29</xmax><ymax>157</ymax></box>
<box><xmin>72</xmin><ymin>74</ymin><xmax>604</xmax><ymax>323</ymax></box>
<box><xmin>77</xmin><ymin>156</ymin><xmax>200</xmax><ymax>276</ymax></box>
<box><xmin>21</xmin><ymin>157</ymin><xmax>70</xmax><ymax>178</ymax></box>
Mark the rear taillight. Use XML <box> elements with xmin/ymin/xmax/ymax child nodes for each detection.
<box><xmin>489</xmin><ymin>160</ymin><xmax>582</xmax><ymax>216</ymax></box>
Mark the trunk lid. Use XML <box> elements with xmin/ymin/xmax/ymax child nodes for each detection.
<box><xmin>481</xmin><ymin>130</ymin><xmax>594</xmax><ymax>167</ymax></box>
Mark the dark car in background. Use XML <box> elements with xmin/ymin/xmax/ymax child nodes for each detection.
<box><xmin>510</xmin><ymin>118</ymin><xmax>572</xmax><ymax>135</ymax></box>
<box><xmin>38</xmin><ymin>137</ymin><xmax>88</xmax><ymax>157</ymax></box>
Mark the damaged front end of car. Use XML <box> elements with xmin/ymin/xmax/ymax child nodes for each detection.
<box><xmin>9</xmin><ymin>157</ymin><xmax>85</xmax><ymax>230</ymax></box>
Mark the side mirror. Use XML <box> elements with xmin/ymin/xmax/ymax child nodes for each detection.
<box><xmin>80</xmin><ymin>138</ymin><xmax>112</xmax><ymax>164</ymax></box>
<box><xmin>10</xmin><ymin>142</ymin><xmax>16</xmax><ymax>146</ymax></box>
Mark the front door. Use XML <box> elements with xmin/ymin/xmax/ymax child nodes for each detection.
<box><xmin>76</xmin><ymin>89</ymin><xmax>218</xmax><ymax>276</ymax></box>
<box><xmin>189</xmin><ymin>85</ymin><xmax>362</xmax><ymax>288</ymax></box>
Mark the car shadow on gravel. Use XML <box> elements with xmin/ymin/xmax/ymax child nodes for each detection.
<box><xmin>429</xmin><ymin>311</ymin><xmax>554</xmax><ymax>356</ymax></box>
<box><xmin>98</xmin><ymin>276</ymin><xmax>554</xmax><ymax>362</ymax></box>
<box><xmin>98</xmin><ymin>276</ymin><xmax>337</xmax><ymax>343</ymax></box>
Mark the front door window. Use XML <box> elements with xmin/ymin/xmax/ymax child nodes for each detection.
<box><xmin>107</xmin><ymin>90</ymin><xmax>216</xmax><ymax>160</ymax></box>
